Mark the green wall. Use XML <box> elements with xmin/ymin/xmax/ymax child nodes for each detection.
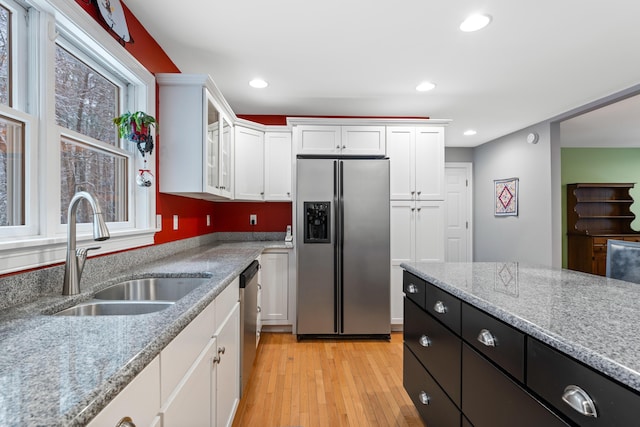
<box><xmin>561</xmin><ymin>148</ymin><xmax>640</xmax><ymax>267</ymax></box>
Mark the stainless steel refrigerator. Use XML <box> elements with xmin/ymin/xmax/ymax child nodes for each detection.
<box><xmin>296</xmin><ymin>156</ymin><xmax>390</xmax><ymax>337</ymax></box>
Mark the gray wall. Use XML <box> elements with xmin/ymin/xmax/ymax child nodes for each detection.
<box><xmin>445</xmin><ymin>147</ymin><xmax>473</xmax><ymax>162</ymax></box>
<box><xmin>473</xmin><ymin>123</ymin><xmax>554</xmax><ymax>266</ymax></box>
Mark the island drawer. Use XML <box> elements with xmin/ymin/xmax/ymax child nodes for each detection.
<box><xmin>462</xmin><ymin>344</ymin><xmax>569</xmax><ymax>427</ymax></box>
<box><xmin>527</xmin><ymin>338</ymin><xmax>640</xmax><ymax>427</ymax></box>
<box><xmin>403</xmin><ymin>271</ymin><xmax>426</xmax><ymax>309</ymax></box>
<box><xmin>461</xmin><ymin>302</ymin><xmax>524</xmax><ymax>382</ymax></box>
<box><xmin>404</xmin><ymin>345</ymin><xmax>461</xmax><ymax>427</ymax></box>
<box><xmin>404</xmin><ymin>297</ymin><xmax>461</xmax><ymax>405</ymax></box>
<box><xmin>425</xmin><ymin>281</ymin><xmax>461</xmax><ymax>334</ymax></box>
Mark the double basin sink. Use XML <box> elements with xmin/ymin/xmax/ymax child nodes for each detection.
<box><xmin>55</xmin><ymin>277</ymin><xmax>210</xmax><ymax>316</ymax></box>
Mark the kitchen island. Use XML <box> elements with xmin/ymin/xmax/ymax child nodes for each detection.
<box><xmin>402</xmin><ymin>262</ymin><xmax>640</xmax><ymax>426</ymax></box>
<box><xmin>0</xmin><ymin>240</ymin><xmax>290</xmax><ymax>426</ymax></box>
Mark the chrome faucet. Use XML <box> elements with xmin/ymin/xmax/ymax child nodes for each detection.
<box><xmin>62</xmin><ymin>191</ymin><xmax>110</xmax><ymax>295</ymax></box>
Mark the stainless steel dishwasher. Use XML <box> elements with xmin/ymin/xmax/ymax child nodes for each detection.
<box><xmin>239</xmin><ymin>260</ymin><xmax>259</xmax><ymax>397</ymax></box>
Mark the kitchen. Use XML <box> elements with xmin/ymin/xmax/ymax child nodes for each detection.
<box><xmin>2</xmin><ymin>0</ymin><xmax>640</xmax><ymax>426</ymax></box>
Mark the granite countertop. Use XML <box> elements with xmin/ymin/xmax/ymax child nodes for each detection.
<box><xmin>402</xmin><ymin>262</ymin><xmax>640</xmax><ymax>393</ymax></box>
<box><xmin>0</xmin><ymin>241</ymin><xmax>291</xmax><ymax>427</ymax></box>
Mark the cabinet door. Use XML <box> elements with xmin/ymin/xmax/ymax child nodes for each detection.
<box><xmin>162</xmin><ymin>339</ymin><xmax>216</xmax><ymax>427</ymax></box>
<box><xmin>387</xmin><ymin>127</ymin><xmax>415</xmax><ymax>200</ymax></box>
<box><xmin>234</xmin><ymin>126</ymin><xmax>265</xmax><ymax>200</ymax></box>
<box><xmin>204</xmin><ymin>92</ymin><xmax>221</xmax><ymax>194</ymax></box>
<box><xmin>415</xmin><ymin>127</ymin><xmax>445</xmax><ymax>200</ymax></box>
<box><xmin>215</xmin><ymin>302</ymin><xmax>240</xmax><ymax>427</ymax></box>
<box><xmin>264</xmin><ymin>132</ymin><xmax>292</xmax><ymax>200</ymax></box>
<box><xmin>341</xmin><ymin>126</ymin><xmax>386</xmax><ymax>156</ymax></box>
<box><xmin>296</xmin><ymin>125</ymin><xmax>341</xmax><ymax>155</ymax></box>
<box><xmin>391</xmin><ymin>200</ymin><xmax>415</xmax><ymax>324</ymax></box>
<box><xmin>415</xmin><ymin>201</ymin><xmax>445</xmax><ymax>262</ymax></box>
<box><xmin>88</xmin><ymin>357</ymin><xmax>161</xmax><ymax>427</ymax></box>
<box><xmin>260</xmin><ymin>251</ymin><xmax>289</xmax><ymax>323</ymax></box>
<box><xmin>219</xmin><ymin>118</ymin><xmax>234</xmax><ymax>198</ymax></box>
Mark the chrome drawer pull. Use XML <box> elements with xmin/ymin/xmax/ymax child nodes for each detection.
<box><xmin>433</xmin><ymin>301</ymin><xmax>447</xmax><ymax>314</ymax></box>
<box><xmin>418</xmin><ymin>391</ymin><xmax>431</xmax><ymax>405</ymax></box>
<box><xmin>116</xmin><ymin>416</ymin><xmax>136</xmax><ymax>427</ymax></box>
<box><xmin>562</xmin><ymin>385</ymin><xmax>598</xmax><ymax>418</ymax></box>
<box><xmin>419</xmin><ymin>335</ymin><xmax>432</xmax><ymax>347</ymax></box>
<box><xmin>407</xmin><ymin>283</ymin><xmax>419</xmax><ymax>294</ymax></box>
<box><xmin>477</xmin><ymin>329</ymin><xmax>497</xmax><ymax>347</ymax></box>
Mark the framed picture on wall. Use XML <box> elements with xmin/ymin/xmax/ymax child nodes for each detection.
<box><xmin>495</xmin><ymin>178</ymin><xmax>518</xmax><ymax>216</ymax></box>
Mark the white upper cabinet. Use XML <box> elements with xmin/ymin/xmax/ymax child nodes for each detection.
<box><xmin>234</xmin><ymin>127</ymin><xmax>265</xmax><ymax>201</ymax></box>
<box><xmin>264</xmin><ymin>132</ymin><xmax>292</xmax><ymax>200</ymax></box>
<box><xmin>387</xmin><ymin>126</ymin><xmax>445</xmax><ymax>200</ymax></box>
<box><xmin>157</xmin><ymin>74</ymin><xmax>234</xmax><ymax>200</ymax></box>
<box><xmin>295</xmin><ymin>125</ymin><xmax>385</xmax><ymax>156</ymax></box>
<box><xmin>234</xmin><ymin>125</ymin><xmax>292</xmax><ymax>201</ymax></box>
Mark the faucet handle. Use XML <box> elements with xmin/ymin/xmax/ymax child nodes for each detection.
<box><xmin>76</xmin><ymin>246</ymin><xmax>101</xmax><ymax>258</ymax></box>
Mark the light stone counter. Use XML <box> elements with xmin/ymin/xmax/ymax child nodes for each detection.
<box><xmin>402</xmin><ymin>262</ymin><xmax>640</xmax><ymax>393</ymax></box>
<box><xmin>0</xmin><ymin>239</ymin><xmax>291</xmax><ymax>427</ymax></box>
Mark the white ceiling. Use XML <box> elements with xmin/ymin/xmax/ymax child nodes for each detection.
<box><xmin>122</xmin><ymin>0</ymin><xmax>640</xmax><ymax>147</ymax></box>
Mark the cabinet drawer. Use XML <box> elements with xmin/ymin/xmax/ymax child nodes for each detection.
<box><xmin>425</xmin><ymin>282</ymin><xmax>461</xmax><ymax>334</ymax></box>
<box><xmin>404</xmin><ymin>298</ymin><xmax>461</xmax><ymax>406</ymax></box>
<box><xmin>527</xmin><ymin>338</ymin><xmax>640</xmax><ymax>426</ymax></box>
<box><xmin>404</xmin><ymin>346</ymin><xmax>461</xmax><ymax>427</ymax></box>
<box><xmin>462</xmin><ymin>344</ymin><xmax>568</xmax><ymax>427</ymax></box>
<box><xmin>461</xmin><ymin>303</ymin><xmax>524</xmax><ymax>382</ymax></box>
<box><xmin>403</xmin><ymin>271</ymin><xmax>426</xmax><ymax>309</ymax></box>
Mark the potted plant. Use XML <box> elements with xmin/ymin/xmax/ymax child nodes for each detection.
<box><xmin>113</xmin><ymin>111</ymin><xmax>157</xmax><ymax>156</ymax></box>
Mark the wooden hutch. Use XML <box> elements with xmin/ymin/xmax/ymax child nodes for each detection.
<box><xmin>567</xmin><ymin>183</ymin><xmax>640</xmax><ymax>276</ymax></box>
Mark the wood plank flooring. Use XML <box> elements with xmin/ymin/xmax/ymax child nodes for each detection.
<box><xmin>232</xmin><ymin>332</ymin><xmax>425</xmax><ymax>427</ymax></box>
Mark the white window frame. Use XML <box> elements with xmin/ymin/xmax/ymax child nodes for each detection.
<box><xmin>0</xmin><ymin>0</ymin><xmax>156</xmax><ymax>275</ymax></box>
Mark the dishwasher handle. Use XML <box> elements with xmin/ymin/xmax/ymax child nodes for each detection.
<box><xmin>240</xmin><ymin>260</ymin><xmax>260</xmax><ymax>288</ymax></box>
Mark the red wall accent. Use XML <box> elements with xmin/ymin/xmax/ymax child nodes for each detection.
<box><xmin>213</xmin><ymin>202</ymin><xmax>292</xmax><ymax>233</ymax></box>
<box><xmin>238</xmin><ymin>114</ymin><xmax>430</xmax><ymax>125</ymax></box>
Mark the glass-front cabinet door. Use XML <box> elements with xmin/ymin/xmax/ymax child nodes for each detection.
<box><xmin>205</xmin><ymin>92</ymin><xmax>220</xmax><ymax>194</ymax></box>
<box><xmin>219</xmin><ymin>116</ymin><xmax>233</xmax><ymax>198</ymax></box>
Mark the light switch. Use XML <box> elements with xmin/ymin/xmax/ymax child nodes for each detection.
<box><xmin>173</xmin><ymin>215</ymin><xmax>178</xmax><ymax>230</ymax></box>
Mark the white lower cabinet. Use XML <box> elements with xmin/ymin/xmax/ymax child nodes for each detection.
<box><xmin>88</xmin><ymin>356</ymin><xmax>161</xmax><ymax>427</ymax></box>
<box><xmin>161</xmin><ymin>338</ymin><xmax>217</xmax><ymax>426</ymax></box>
<box><xmin>260</xmin><ymin>250</ymin><xmax>290</xmax><ymax>326</ymax></box>
<box><xmin>160</xmin><ymin>279</ymin><xmax>240</xmax><ymax>427</ymax></box>
<box><xmin>390</xmin><ymin>200</ymin><xmax>444</xmax><ymax>325</ymax></box>
<box><xmin>214</xmin><ymin>302</ymin><xmax>240</xmax><ymax>427</ymax></box>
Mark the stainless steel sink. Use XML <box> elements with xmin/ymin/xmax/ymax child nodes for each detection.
<box><xmin>55</xmin><ymin>301</ymin><xmax>174</xmax><ymax>316</ymax></box>
<box><xmin>94</xmin><ymin>277</ymin><xmax>209</xmax><ymax>301</ymax></box>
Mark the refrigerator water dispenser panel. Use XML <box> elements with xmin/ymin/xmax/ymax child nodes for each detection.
<box><xmin>304</xmin><ymin>202</ymin><xmax>331</xmax><ymax>243</ymax></box>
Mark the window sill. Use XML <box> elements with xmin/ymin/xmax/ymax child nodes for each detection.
<box><xmin>0</xmin><ymin>229</ymin><xmax>156</xmax><ymax>276</ymax></box>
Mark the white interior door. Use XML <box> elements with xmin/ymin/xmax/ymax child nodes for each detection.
<box><xmin>445</xmin><ymin>163</ymin><xmax>472</xmax><ymax>262</ymax></box>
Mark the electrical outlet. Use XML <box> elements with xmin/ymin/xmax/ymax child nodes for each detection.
<box><xmin>156</xmin><ymin>214</ymin><xmax>162</xmax><ymax>231</ymax></box>
<box><xmin>206</xmin><ymin>214</ymin><xmax>211</xmax><ymax>227</ymax></box>
<box><xmin>250</xmin><ymin>214</ymin><xmax>257</xmax><ymax>225</ymax></box>
<box><xmin>173</xmin><ymin>215</ymin><xmax>179</xmax><ymax>230</ymax></box>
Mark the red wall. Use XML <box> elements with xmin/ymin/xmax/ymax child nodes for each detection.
<box><xmin>77</xmin><ymin>1</ymin><xmax>292</xmax><ymax>244</ymax></box>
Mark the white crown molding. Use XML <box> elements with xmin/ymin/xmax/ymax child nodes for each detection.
<box><xmin>286</xmin><ymin>117</ymin><xmax>451</xmax><ymax>127</ymax></box>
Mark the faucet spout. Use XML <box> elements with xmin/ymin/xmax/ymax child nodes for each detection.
<box><xmin>62</xmin><ymin>191</ymin><xmax>111</xmax><ymax>296</ymax></box>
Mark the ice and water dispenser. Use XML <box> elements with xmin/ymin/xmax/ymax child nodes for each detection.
<box><xmin>303</xmin><ymin>202</ymin><xmax>331</xmax><ymax>243</ymax></box>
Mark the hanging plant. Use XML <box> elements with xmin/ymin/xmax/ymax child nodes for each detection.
<box><xmin>113</xmin><ymin>111</ymin><xmax>157</xmax><ymax>156</ymax></box>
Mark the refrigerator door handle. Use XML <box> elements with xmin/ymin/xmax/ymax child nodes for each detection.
<box><xmin>333</xmin><ymin>160</ymin><xmax>339</xmax><ymax>334</ymax></box>
<box><xmin>339</xmin><ymin>160</ymin><xmax>345</xmax><ymax>334</ymax></box>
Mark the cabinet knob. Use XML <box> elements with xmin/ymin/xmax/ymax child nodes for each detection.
<box><xmin>419</xmin><ymin>335</ymin><xmax>432</xmax><ymax>347</ymax></box>
<box><xmin>562</xmin><ymin>385</ymin><xmax>598</xmax><ymax>418</ymax></box>
<box><xmin>260</xmin><ymin>192</ymin><xmax>264</xmax><ymax>196</ymax></box>
<box><xmin>218</xmin><ymin>346</ymin><xmax>226</xmax><ymax>355</ymax></box>
<box><xmin>477</xmin><ymin>329</ymin><xmax>497</xmax><ymax>347</ymax></box>
<box><xmin>417</xmin><ymin>190</ymin><xmax>422</xmax><ymax>195</ymax></box>
<box><xmin>342</xmin><ymin>145</ymin><xmax>346</xmax><ymax>149</ymax></box>
<box><xmin>287</xmin><ymin>192</ymin><xmax>291</xmax><ymax>196</ymax></box>
<box><xmin>433</xmin><ymin>301</ymin><xmax>447</xmax><ymax>314</ymax></box>
<box><xmin>213</xmin><ymin>355</ymin><xmax>221</xmax><ymax>365</ymax></box>
<box><xmin>336</xmin><ymin>145</ymin><xmax>341</xmax><ymax>149</ymax></box>
<box><xmin>115</xmin><ymin>417</ymin><xmax>136</xmax><ymax>427</ymax></box>
<box><xmin>257</xmin><ymin>306</ymin><xmax>262</xmax><ymax>313</ymax></box>
<box><xmin>418</xmin><ymin>391</ymin><xmax>431</xmax><ymax>405</ymax></box>
<box><xmin>406</xmin><ymin>283</ymin><xmax>419</xmax><ymax>294</ymax></box>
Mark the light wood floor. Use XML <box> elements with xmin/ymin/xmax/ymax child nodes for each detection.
<box><xmin>232</xmin><ymin>332</ymin><xmax>425</xmax><ymax>427</ymax></box>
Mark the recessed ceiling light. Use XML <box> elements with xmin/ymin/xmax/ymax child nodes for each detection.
<box><xmin>416</xmin><ymin>81</ymin><xmax>436</xmax><ymax>92</ymax></box>
<box><xmin>249</xmin><ymin>78</ymin><xmax>268</xmax><ymax>89</ymax></box>
<box><xmin>464</xmin><ymin>129</ymin><xmax>477</xmax><ymax>136</ymax></box>
<box><xmin>460</xmin><ymin>14</ymin><xmax>492</xmax><ymax>32</ymax></box>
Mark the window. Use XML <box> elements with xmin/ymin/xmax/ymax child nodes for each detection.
<box><xmin>0</xmin><ymin>0</ymin><xmax>156</xmax><ymax>274</ymax></box>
